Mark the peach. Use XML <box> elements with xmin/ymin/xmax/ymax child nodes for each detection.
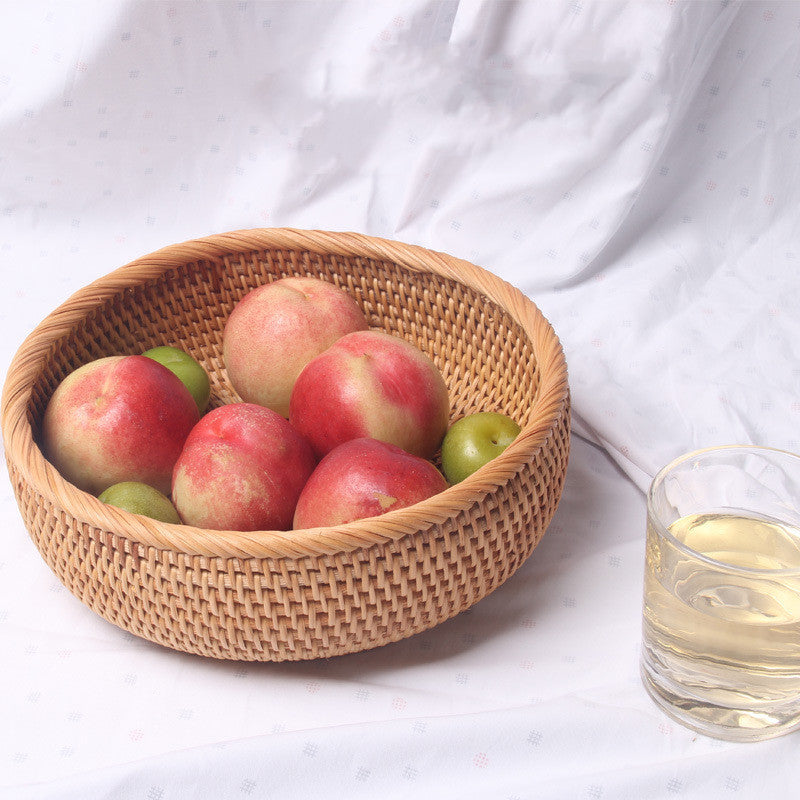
<box><xmin>293</xmin><ymin>437</ymin><xmax>448</xmax><ymax>528</ymax></box>
<box><xmin>41</xmin><ymin>355</ymin><xmax>200</xmax><ymax>496</ymax></box>
<box><xmin>289</xmin><ymin>330</ymin><xmax>450</xmax><ymax>460</ymax></box>
<box><xmin>223</xmin><ymin>276</ymin><xmax>369</xmax><ymax>417</ymax></box>
<box><xmin>172</xmin><ymin>402</ymin><xmax>316</xmax><ymax>531</ymax></box>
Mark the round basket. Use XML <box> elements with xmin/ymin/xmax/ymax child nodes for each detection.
<box><xmin>1</xmin><ymin>228</ymin><xmax>570</xmax><ymax>661</ymax></box>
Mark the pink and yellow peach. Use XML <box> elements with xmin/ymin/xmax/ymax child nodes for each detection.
<box><xmin>289</xmin><ymin>330</ymin><xmax>450</xmax><ymax>460</ymax></box>
<box><xmin>223</xmin><ymin>276</ymin><xmax>368</xmax><ymax>417</ymax></box>
<box><xmin>293</xmin><ymin>437</ymin><xmax>448</xmax><ymax>529</ymax></box>
<box><xmin>41</xmin><ymin>355</ymin><xmax>199</xmax><ymax>496</ymax></box>
<box><xmin>171</xmin><ymin>402</ymin><xmax>316</xmax><ymax>531</ymax></box>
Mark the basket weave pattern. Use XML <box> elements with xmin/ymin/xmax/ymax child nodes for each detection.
<box><xmin>2</xmin><ymin>229</ymin><xmax>570</xmax><ymax>661</ymax></box>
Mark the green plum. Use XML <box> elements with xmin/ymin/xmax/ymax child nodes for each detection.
<box><xmin>142</xmin><ymin>345</ymin><xmax>210</xmax><ymax>413</ymax></box>
<box><xmin>441</xmin><ymin>412</ymin><xmax>521</xmax><ymax>484</ymax></box>
<box><xmin>98</xmin><ymin>481</ymin><xmax>181</xmax><ymax>524</ymax></box>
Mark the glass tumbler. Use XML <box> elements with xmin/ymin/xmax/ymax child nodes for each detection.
<box><xmin>641</xmin><ymin>445</ymin><xmax>800</xmax><ymax>741</ymax></box>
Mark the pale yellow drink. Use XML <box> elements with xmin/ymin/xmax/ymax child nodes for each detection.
<box><xmin>642</xmin><ymin>510</ymin><xmax>800</xmax><ymax>739</ymax></box>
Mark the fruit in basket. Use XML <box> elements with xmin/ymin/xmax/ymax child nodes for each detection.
<box><xmin>142</xmin><ymin>345</ymin><xmax>211</xmax><ymax>413</ymax></box>
<box><xmin>441</xmin><ymin>411</ymin><xmax>521</xmax><ymax>484</ymax></box>
<box><xmin>41</xmin><ymin>355</ymin><xmax>200</xmax><ymax>496</ymax></box>
<box><xmin>289</xmin><ymin>330</ymin><xmax>450</xmax><ymax>460</ymax></box>
<box><xmin>98</xmin><ymin>481</ymin><xmax>181</xmax><ymax>524</ymax></box>
<box><xmin>172</xmin><ymin>402</ymin><xmax>316</xmax><ymax>531</ymax></box>
<box><xmin>223</xmin><ymin>276</ymin><xmax>369</xmax><ymax>417</ymax></box>
<box><xmin>293</xmin><ymin>437</ymin><xmax>448</xmax><ymax>528</ymax></box>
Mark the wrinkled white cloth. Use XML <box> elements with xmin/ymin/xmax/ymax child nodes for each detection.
<box><xmin>2</xmin><ymin>1</ymin><xmax>800</xmax><ymax>798</ymax></box>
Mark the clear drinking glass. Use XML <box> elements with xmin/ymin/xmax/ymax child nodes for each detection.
<box><xmin>641</xmin><ymin>445</ymin><xmax>800</xmax><ymax>741</ymax></box>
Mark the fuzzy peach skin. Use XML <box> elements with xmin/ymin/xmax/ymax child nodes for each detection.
<box><xmin>293</xmin><ymin>437</ymin><xmax>448</xmax><ymax>529</ymax></box>
<box><xmin>289</xmin><ymin>330</ymin><xmax>450</xmax><ymax>460</ymax></box>
<box><xmin>222</xmin><ymin>276</ymin><xmax>369</xmax><ymax>417</ymax></box>
<box><xmin>172</xmin><ymin>402</ymin><xmax>317</xmax><ymax>531</ymax></box>
<box><xmin>41</xmin><ymin>355</ymin><xmax>200</xmax><ymax>496</ymax></box>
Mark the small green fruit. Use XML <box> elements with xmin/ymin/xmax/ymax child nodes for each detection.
<box><xmin>441</xmin><ymin>412</ymin><xmax>521</xmax><ymax>484</ymax></box>
<box><xmin>98</xmin><ymin>481</ymin><xmax>181</xmax><ymax>524</ymax></box>
<box><xmin>142</xmin><ymin>345</ymin><xmax>210</xmax><ymax>413</ymax></box>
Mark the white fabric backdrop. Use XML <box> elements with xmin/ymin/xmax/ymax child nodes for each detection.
<box><xmin>2</xmin><ymin>1</ymin><xmax>799</xmax><ymax>798</ymax></box>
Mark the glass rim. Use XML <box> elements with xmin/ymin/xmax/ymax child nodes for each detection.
<box><xmin>646</xmin><ymin>444</ymin><xmax>800</xmax><ymax>577</ymax></box>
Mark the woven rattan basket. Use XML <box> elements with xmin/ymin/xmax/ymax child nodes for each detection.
<box><xmin>2</xmin><ymin>228</ymin><xmax>570</xmax><ymax>661</ymax></box>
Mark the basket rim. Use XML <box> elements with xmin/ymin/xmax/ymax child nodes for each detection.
<box><xmin>1</xmin><ymin>227</ymin><xmax>569</xmax><ymax>559</ymax></box>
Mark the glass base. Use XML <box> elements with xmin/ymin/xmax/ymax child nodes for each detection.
<box><xmin>641</xmin><ymin>658</ymin><xmax>800</xmax><ymax>743</ymax></box>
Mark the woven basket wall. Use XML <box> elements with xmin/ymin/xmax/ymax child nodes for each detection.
<box><xmin>1</xmin><ymin>228</ymin><xmax>570</xmax><ymax>661</ymax></box>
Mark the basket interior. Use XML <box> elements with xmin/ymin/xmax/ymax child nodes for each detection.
<box><xmin>26</xmin><ymin>249</ymin><xmax>540</xmax><ymax>450</ymax></box>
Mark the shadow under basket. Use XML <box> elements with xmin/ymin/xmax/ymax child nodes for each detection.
<box><xmin>1</xmin><ymin>228</ymin><xmax>570</xmax><ymax>661</ymax></box>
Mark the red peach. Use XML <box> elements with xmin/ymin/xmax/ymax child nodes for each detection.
<box><xmin>289</xmin><ymin>330</ymin><xmax>450</xmax><ymax>460</ymax></box>
<box><xmin>41</xmin><ymin>355</ymin><xmax>200</xmax><ymax>496</ymax></box>
<box><xmin>172</xmin><ymin>402</ymin><xmax>316</xmax><ymax>531</ymax></box>
<box><xmin>293</xmin><ymin>437</ymin><xmax>448</xmax><ymax>529</ymax></box>
<box><xmin>223</xmin><ymin>276</ymin><xmax>369</xmax><ymax>417</ymax></box>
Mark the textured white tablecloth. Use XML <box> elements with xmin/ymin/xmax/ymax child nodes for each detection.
<box><xmin>2</xmin><ymin>2</ymin><xmax>799</xmax><ymax>798</ymax></box>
